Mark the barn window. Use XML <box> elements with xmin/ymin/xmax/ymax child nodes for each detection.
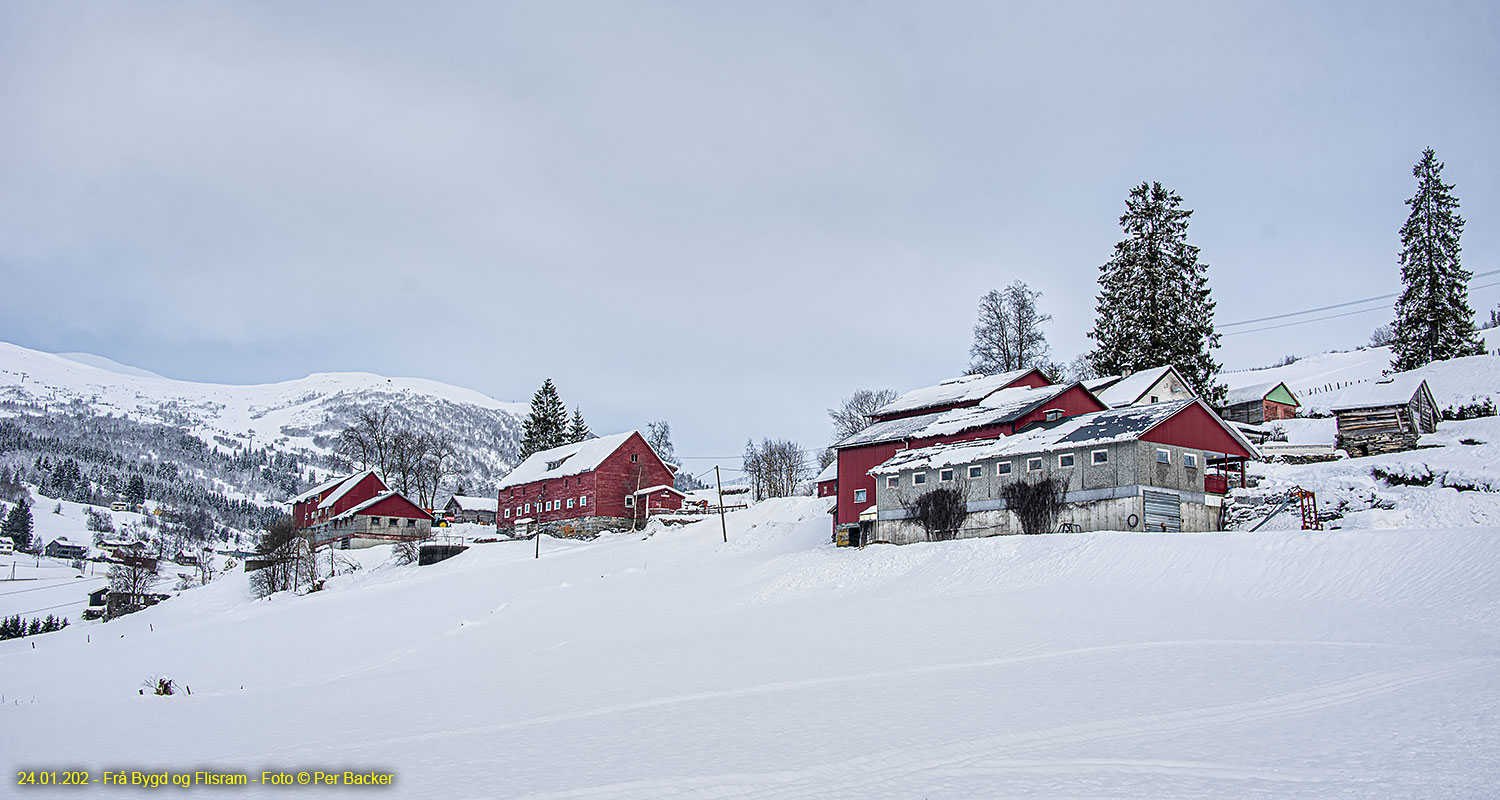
<box><xmin>912</xmin><ymin>472</ymin><xmax>927</xmax><ymax>486</ymax></box>
<box><xmin>854</xmin><ymin>489</ymin><xmax>867</xmax><ymax>503</ymax></box>
<box><xmin>625</xmin><ymin>495</ymin><xmax>635</xmax><ymax>508</ymax></box>
<box><xmin>1058</xmin><ymin>454</ymin><xmax>1075</xmax><ymax>468</ymax></box>
<box><xmin>504</xmin><ymin>508</ymin><xmax>511</xmax><ymax>519</ymax></box>
<box><xmin>567</xmin><ymin>498</ymin><xmax>575</xmax><ymax>509</ymax></box>
<box><xmin>886</xmin><ymin>476</ymin><xmax>899</xmax><ymax>489</ymax></box>
<box><xmin>996</xmin><ymin>462</ymin><xmax>1012</xmax><ymax>476</ymax></box>
<box><xmin>370</xmin><ymin>517</ymin><xmax>381</xmax><ymax>527</ymax></box>
<box><xmin>631</xmin><ymin>453</ymin><xmax>639</xmax><ymax>463</ymax></box>
<box><xmin>1183</xmin><ymin>453</ymin><xmax>1198</xmax><ymax>469</ymax></box>
<box><xmin>940</xmin><ymin>469</ymin><xmax>954</xmax><ymax>482</ymax></box>
<box><xmin>968</xmin><ymin>465</ymin><xmax>983</xmax><ymax>479</ymax></box>
<box><xmin>1027</xmin><ymin>457</ymin><xmax>1043</xmax><ymax>472</ymax></box>
<box><xmin>406</xmin><ymin>519</ymin><xmax>416</xmax><ymax>527</ymax></box>
<box><xmin>1092</xmin><ymin>449</ymin><xmax>1109</xmax><ymax>464</ymax></box>
<box><xmin>1156</xmin><ymin>449</ymin><xmax>1171</xmax><ymax>464</ymax></box>
<box><xmin>524</xmin><ymin>503</ymin><xmax>531</xmax><ymax>514</ymax></box>
<box><xmin>580</xmin><ymin>495</ymin><xmax>587</xmax><ymax>506</ymax></box>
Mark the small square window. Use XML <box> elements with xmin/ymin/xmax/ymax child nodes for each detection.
<box><xmin>1183</xmin><ymin>453</ymin><xmax>1198</xmax><ymax>469</ymax></box>
<box><xmin>1027</xmin><ymin>457</ymin><xmax>1043</xmax><ymax>472</ymax></box>
<box><xmin>886</xmin><ymin>476</ymin><xmax>898</xmax><ymax>489</ymax></box>
<box><xmin>371</xmin><ymin>517</ymin><xmax>381</xmax><ymax>527</ymax></box>
<box><xmin>1156</xmin><ymin>449</ymin><xmax>1171</xmax><ymax>464</ymax></box>
<box><xmin>854</xmin><ymin>488</ymin><xmax>867</xmax><ymax>503</ymax></box>
<box><xmin>1092</xmin><ymin>450</ymin><xmax>1109</xmax><ymax>464</ymax></box>
<box><xmin>940</xmin><ymin>469</ymin><xmax>954</xmax><ymax>482</ymax></box>
<box><xmin>913</xmin><ymin>472</ymin><xmax>927</xmax><ymax>486</ymax></box>
<box><xmin>996</xmin><ymin>462</ymin><xmax>1012</xmax><ymax>476</ymax></box>
<box><xmin>968</xmin><ymin>465</ymin><xmax>983</xmax><ymax>479</ymax></box>
<box><xmin>625</xmin><ymin>495</ymin><xmax>635</xmax><ymax>508</ymax></box>
<box><xmin>1058</xmin><ymin>454</ymin><xmax>1075</xmax><ymax>468</ymax></box>
<box><xmin>406</xmin><ymin>519</ymin><xmax>416</xmax><ymax>527</ymax></box>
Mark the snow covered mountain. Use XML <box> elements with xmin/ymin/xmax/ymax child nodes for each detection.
<box><xmin>0</xmin><ymin>340</ymin><xmax>527</xmax><ymax>509</ymax></box>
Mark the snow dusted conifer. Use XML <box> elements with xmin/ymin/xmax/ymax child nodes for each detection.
<box><xmin>567</xmin><ymin>407</ymin><xmax>591</xmax><ymax>444</ymax></box>
<box><xmin>520</xmin><ymin>379</ymin><xmax>569</xmax><ymax>458</ymax></box>
<box><xmin>1088</xmin><ymin>182</ymin><xmax>1224</xmax><ymax>405</ymax></box>
<box><xmin>3</xmin><ymin>499</ymin><xmax>33</xmax><ymax>551</ymax></box>
<box><xmin>1391</xmin><ymin>148</ymin><xmax>1485</xmax><ymax>371</ymax></box>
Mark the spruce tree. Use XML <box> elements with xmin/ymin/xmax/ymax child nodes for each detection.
<box><xmin>519</xmin><ymin>379</ymin><xmax>569</xmax><ymax>458</ymax></box>
<box><xmin>1390</xmin><ymin>148</ymin><xmax>1485</xmax><ymax>371</ymax></box>
<box><xmin>567</xmin><ymin>407</ymin><xmax>591</xmax><ymax>444</ymax></box>
<box><xmin>1088</xmin><ymin>181</ymin><xmax>1224</xmax><ymax>405</ymax></box>
<box><xmin>125</xmin><ymin>473</ymin><xmax>146</xmax><ymax>507</ymax></box>
<box><xmin>3</xmin><ymin>499</ymin><xmax>33</xmax><ymax>551</ymax></box>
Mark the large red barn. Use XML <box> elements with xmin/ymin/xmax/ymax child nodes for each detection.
<box><xmin>496</xmin><ymin>431</ymin><xmax>682</xmax><ymax>539</ymax></box>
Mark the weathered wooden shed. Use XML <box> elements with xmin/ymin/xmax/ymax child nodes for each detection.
<box><xmin>1330</xmin><ymin>377</ymin><xmax>1439</xmax><ymax>456</ymax></box>
<box><xmin>1219</xmin><ymin>381</ymin><xmax>1300</xmax><ymax>425</ymax></box>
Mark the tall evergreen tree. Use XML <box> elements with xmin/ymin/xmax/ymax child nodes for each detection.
<box><xmin>520</xmin><ymin>379</ymin><xmax>569</xmax><ymax>458</ymax></box>
<box><xmin>567</xmin><ymin>407</ymin><xmax>591</xmax><ymax>444</ymax></box>
<box><xmin>1088</xmin><ymin>181</ymin><xmax>1224</xmax><ymax>405</ymax></box>
<box><xmin>1390</xmin><ymin>148</ymin><xmax>1485</xmax><ymax>371</ymax></box>
<box><xmin>124</xmin><ymin>473</ymin><xmax>146</xmax><ymax>506</ymax></box>
<box><xmin>3</xmin><ymin>499</ymin><xmax>33</xmax><ymax>551</ymax></box>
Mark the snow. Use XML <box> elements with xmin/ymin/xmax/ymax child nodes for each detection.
<box><xmin>445</xmin><ymin>495</ymin><xmax>498</xmax><ymax>513</ymax></box>
<box><xmin>496</xmin><ymin>432</ymin><xmax>639</xmax><ymax>489</ymax></box>
<box><xmin>1327</xmin><ymin>375</ymin><xmax>1430</xmax><ymax>412</ymax></box>
<box><xmin>3</xmin><ymin>494</ymin><xmax>1498</xmax><ymax>797</ymax></box>
<box><xmin>872</xmin><ymin>369</ymin><xmax>1035</xmax><ymax>418</ymax></box>
<box><xmin>1222</xmin><ymin>381</ymin><xmax>1286</xmax><ymax>407</ymax></box>
<box><xmin>1089</xmin><ymin>365</ymin><xmax>1179</xmax><ymax>407</ymax></box>
<box><xmin>316</xmin><ymin>470</ymin><xmax>379</xmax><ymax>510</ymax></box>
<box><xmin>835</xmin><ymin>384</ymin><xmax>1073</xmax><ymax>448</ymax></box>
<box><xmin>813</xmin><ymin>460</ymin><xmax>837</xmax><ymax>484</ymax></box>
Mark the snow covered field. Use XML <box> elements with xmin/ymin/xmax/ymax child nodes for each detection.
<box><xmin>4</xmin><ymin>497</ymin><xmax>1498</xmax><ymax>798</ymax></box>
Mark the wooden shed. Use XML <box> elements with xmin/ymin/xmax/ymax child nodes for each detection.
<box><xmin>1219</xmin><ymin>381</ymin><xmax>1300</xmax><ymax>425</ymax></box>
<box><xmin>1330</xmin><ymin>377</ymin><xmax>1438</xmax><ymax>457</ymax></box>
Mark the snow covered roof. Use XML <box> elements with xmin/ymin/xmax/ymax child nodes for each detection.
<box><xmin>872</xmin><ymin>369</ymin><xmax>1039</xmax><ymax>418</ymax></box>
<box><xmin>1328</xmin><ymin>376</ymin><xmax>1432</xmax><ymax>412</ymax></box>
<box><xmin>633</xmin><ymin>484</ymin><xmax>687</xmax><ymax>497</ymax></box>
<box><xmin>870</xmin><ymin>399</ymin><xmax>1254</xmax><ymax>475</ymax></box>
<box><xmin>446</xmin><ymin>495</ymin><xmax>499</xmax><ymax>513</ymax></box>
<box><xmin>332</xmin><ymin>490</ymin><xmax>433</xmax><ymax>522</ymax></box>
<box><xmin>291</xmin><ymin>473</ymin><xmax>353</xmax><ymax>504</ymax></box>
<box><xmin>814</xmin><ymin>461</ymin><xmax>837</xmax><ymax>484</ymax></box>
<box><xmin>318</xmin><ymin>469</ymin><xmax>381</xmax><ymax>510</ymax></box>
<box><xmin>497</xmin><ymin>432</ymin><xmax>640</xmax><ymax>489</ymax></box>
<box><xmin>1088</xmin><ymin>366</ymin><xmax>1189</xmax><ymax>408</ymax></box>
<box><xmin>1223</xmin><ymin>381</ymin><xmax>1298</xmax><ymax>408</ymax></box>
<box><xmin>835</xmin><ymin>384</ymin><xmax>1079</xmax><ymax>449</ymax></box>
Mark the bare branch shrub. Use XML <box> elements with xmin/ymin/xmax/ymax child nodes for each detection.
<box><xmin>900</xmin><ymin>483</ymin><xmax>969</xmax><ymax>541</ymax></box>
<box><xmin>1001</xmin><ymin>477</ymin><xmax>1067</xmax><ymax>535</ymax></box>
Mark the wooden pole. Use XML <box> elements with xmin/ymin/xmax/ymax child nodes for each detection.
<box><xmin>715</xmin><ymin>466</ymin><xmax>727</xmax><ymax>543</ymax></box>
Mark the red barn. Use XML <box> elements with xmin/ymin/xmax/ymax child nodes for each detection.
<box><xmin>830</xmin><ymin>369</ymin><xmax>1107</xmax><ymax>542</ymax></box>
<box><xmin>290</xmin><ymin>470</ymin><xmax>434</xmax><ymax>549</ymax></box>
<box><xmin>496</xmin><ymin>431</ymin><xmax>681</xmax><ymax>539</ymax></box>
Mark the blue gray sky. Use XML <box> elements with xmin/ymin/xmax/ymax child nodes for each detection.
<box><xmin>2</xmin><ymin>1</ymin><xmax>1497</xmax><ymax>464</ymax></box>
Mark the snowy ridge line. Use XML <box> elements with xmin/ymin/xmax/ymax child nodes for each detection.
<box><xmin>506</xmin><ymin>659</ymin><xmax>1490</xmax><ymax>799</ymax></box>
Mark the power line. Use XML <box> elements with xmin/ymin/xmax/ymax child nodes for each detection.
<box><xmin>1219</xmin><ymin>268</ymin><xmax>1500</xmax><ymax>328</ymax></box>
<box><xmin>1222</xmin><ymin>279</ymin><xmax>1500</xmax><ymax>336</ymax></box>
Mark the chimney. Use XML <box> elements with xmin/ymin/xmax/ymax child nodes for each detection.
<box><xmin>1121</xmin><ymin>363</ymin><xmax>1134</xmax><ymax>378</ymax></box>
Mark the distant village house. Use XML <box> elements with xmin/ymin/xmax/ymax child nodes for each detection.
<box><xmin>1219</xmin><ymin>381</ymin><xmax>1301</xmax><ymax>425</ymax></box>
<box><xmin>443</xmin><ymin>495</ymin><xmax>498</xmax><ymax>525</ymax></box>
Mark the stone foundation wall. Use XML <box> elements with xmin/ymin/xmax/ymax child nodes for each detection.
<box><xmin>1337</xmin><ymin>432</ymin><xmax>1421</xmax><ymax>458</ymax></box>
<box><xmin>497</xmin><ymin>515</ymin><xmax>640</xmax><ymax>540</ymax></box>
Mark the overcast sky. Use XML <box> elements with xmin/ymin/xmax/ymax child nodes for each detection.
<box><xmin>2</xmin><ymin>1</ymin><xmax>1497</xmax><ymax>467</ymax></box>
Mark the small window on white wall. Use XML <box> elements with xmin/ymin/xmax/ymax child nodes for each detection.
<box><xmin>913</xmin><ymin>473</ymin><xmax>927</xmax><ymax>486</ymax></box>
<box><xmin>997</xmin><ymin>462</ymin><xmax>1012</xmax><ymax>476</ymax></box>
<box><xmin>887</xmin><ymin>476</ymin><xmax>898</xmax><ymax>489</ymax></box>
<box><xmin>1156</xmin><ymin>449</ymin><xmax>1171</xmax><ymax>464</ymax></box>
<box><xmin>1092</xmin><ymin>450</ymin><xmax>1109</xmax><ymax>464</ymax></box>
<box><xmin>1058</xmin><ymin>454</ymin><xmax>1075</xmax><ymax>468</ymax></box>
<box><xmin>1183</xmin><ymin>453</ymin><xmax>1198</xmax><ymax>469</ymax></box>
<box><xmin>1028</xmin><ymin>457</ymin><xmax>1043</xmax><ymax>472</ymax></box>
<box><xmin>854</xmin><ymin>489</ymin><xmax>867</xmax><ymax>503</ymax></box>
<box><xmin>939</xmin><ymin>469</ymin><xmax>954</xmax><ymax>482</ymax></box>
<box><xmin>968</xmin><ymin>465</ymin><xmax>983</xmax><ymax>479</ymax></box>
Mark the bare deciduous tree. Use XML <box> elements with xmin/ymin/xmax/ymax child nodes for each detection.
<box><xmin>970</xmin><ymin>281</ymin><xmax>1053</xmax><ymax>375</ymax></box>
<box><xmin>742</xmin><ymin>439</ymin><xmax>806</xmax><ymax>500</ymax></box>
<box><xmin>1001</xmin><ymin>477</ymin><xmax>1067</xmax><ymax>535</ymax></box>
<box><xmin>250</xmin><ymin>516</ymin><xmax>316</xmax><ymax>597</ymax></box>
<box><xmin>336</xmin><ymin>408</ymin><xmax>393</xmax><ymax>477</ymax></box>
<box><xmin>899</xmin><ymin>483</ymin><xmax>970</xmax><ymax>542</ymax></box>
<box><xmin>828</xmin><ymin>389</ymin><xmax>899</xmax><ymax>442</ymax></box>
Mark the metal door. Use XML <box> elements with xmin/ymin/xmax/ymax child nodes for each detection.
<box><xmin>1142</xmin><ymin>490</ymin><xmax>1181</xmax><ymax>532</ymax></box>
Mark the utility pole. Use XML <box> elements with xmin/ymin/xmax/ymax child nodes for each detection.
<box><xmin>715</xmin><ymin>466</ymin><xmax>727</xmax><ymax>543</ymax></box>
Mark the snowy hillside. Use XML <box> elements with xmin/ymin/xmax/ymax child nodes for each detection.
<box><xmin>3</xmin><ymin>497</ymin><xmax>1497</xmax><ymax>797</ymax></box>
<box><xmin>1221</xmin><ymin>327</ymin><xmax>1500</xmax><ymax>413</ymax></box>
<box><xmin>0</xmin><ymin>340</ymin><xmax>528</xmax><ymax>502</ymax></box>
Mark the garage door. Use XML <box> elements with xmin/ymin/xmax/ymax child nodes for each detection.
<box><xmin>1143</xmin><ymin>490</ymin><xmax>1181</xmax><ymax>532</ymax></box>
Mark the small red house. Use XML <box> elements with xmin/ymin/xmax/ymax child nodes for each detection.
<box><xmin>814</xmin><ymin>460</ymin><xmax>837</xmax><ymax>498</ymax></box>
<box><xmin>290</xmin><ymin>470</ymin><xmax>433</xmax><ymax>549</ymax></box>
<box><xmin>497</xmin><ymin>431</ymin><xmax>680</xmax><ymax>538</ymax></box>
